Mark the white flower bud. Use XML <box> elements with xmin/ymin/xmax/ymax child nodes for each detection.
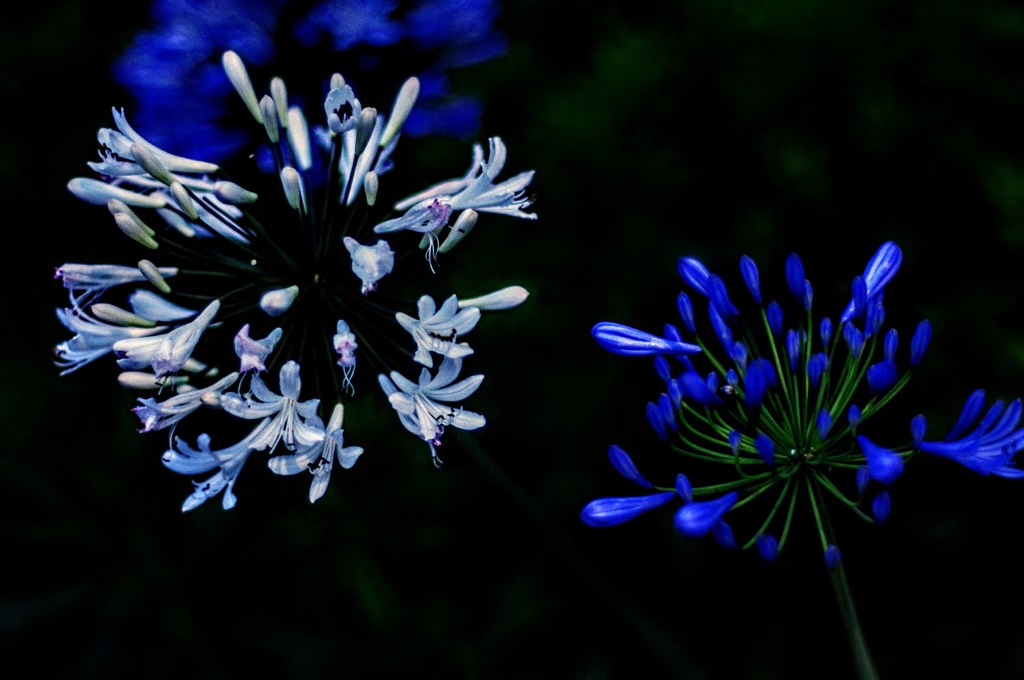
<box><xmin>457</xmin><ymin>286</ymin><xmax>530</xmax><ymax>311</ymax></box>
<box><xmin>222</xmin><ymin>50</ymin><xmax>263</xmax><ymax>124</ymax></box>
<box><xmin>260</xmin><ymin>285</ymin><xmax>300</xmax><ymax>317</ymax></box>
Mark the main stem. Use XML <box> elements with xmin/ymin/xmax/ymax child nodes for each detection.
<box><xmin>830</xmin><ymin>561</ymin><xmax>880</xmax><ymax>680</ymax></box>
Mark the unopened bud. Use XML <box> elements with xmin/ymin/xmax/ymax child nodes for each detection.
<box><xmin>138</xmin><ymin>260</ymin><xmax>175</xmax><ymax>293</ymax></box>
<box><xmin>363</xmin><ymin>171</ymin><xmax>379</xmax><ymax>206</ymax></box>
<box><xmin>270</xmin><ymin>77</ymin><xmax>289</xmax><ymax>129</ymax></box>
<box><xmin>130</xmin><ymin>144</ymin><xmax>176</xmax><ymax>185</ymax></box>
<box><xmin>280</xmin><ymin>167</ymin><xmax>304</xmax><ymax>211</ymax></box>
<box><xmin>222</xmin><ymin>50</ymin><xmax>263</xmax><ymax>124</ymax></box>
<box><xmin>438</xmin><ymin>209</ymin><xmax>478</xmax><ymax>254</ymax></box>
<box><xmin>91</xmin><ymin>303</ymin><xmax>158</xmax><ymax>327</ymax></box>
<box><xmin>260</xmin><ymin>95</ymin><xmax>280</xmax><ymax>143</ymax></box>
<box><xmin>287</xmin><ymin>106</ymin><xmax>312</xmax><ymax>171</ymax></box>
<box><xmin>458</xmin><ymin>286</ymin><xmax>530</xmax><ymax>311</ymax></box>
<box><xmin>380</xmin><ymin>77</ymin><xmax>419</xmax><ymax>148</ymax></box>
<box><xmin>354</xmin><ymin>108</ymin><xmax>377</xmax><ymax>155</ymax></box>
<box><xmin>169</xmin><ymin>181</ymin><xmax>198</xmax><ymax>220</ymax></box>
<box><xmin>213</xmin><ymin>181</ymin><xmax>258</xmax><ymax>205</ymax></box>
<box><xmin>260</xmin><ymin>285</ymin><xmax>300</xmax><ymax>317</ymax></box>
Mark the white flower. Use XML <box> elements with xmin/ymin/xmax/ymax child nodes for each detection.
<box><xmin>55</xmin><ymin>306</ymin><xmax>167</xmax><ymax>375</ymax></box>
<box><xmin>397</xmin><ymin>294</ymin><xmax>480</xmax><ymax>367</ymax></box>
<box><xmin>132</xmin><ymin>373</ymin><xmax>240</xmax><ymax>432</ymax></box>
<box><xmin>325</xmin><ymin>85</ymin><xmax>362</xmax><ymax>134</ymax></box>
<box><xmin>164</xmin><ymin>423</ymin><xmax>267</xmax><ymax>511</ymax></box>
<box><xmin>378</xmin><ymin>356</ymin><xmax>485</xmax><ymax>462</ymax></box>
<box><xmin>55</xmin><ymin>263</ymin><xmax>178</xmax><ymax>306</ymax></box>
<box><xmin>220</xmin><ymin>360</ymin><xmax>325</xmax><ymax>454</ymax></box>
<box><xmin>266</xmin><ymin>403</ymin><xmax>364</xmax><ymax>503</ymax></box>
<box><xmin>333</xmin><ymin>320</ymin><xmax>358</xmax><ymax>393</ymax></box>
<box><xmin>234</xmin><ymin>324</ymin><xmax>283</xmax><ymax>374</ymax></box>
<box><xmin>112</xmin><ymin>299</ymin><xmax>220</xmax><ymax>378</ymax></box>
<box><xmin>344</xmin><ymin>236</ymin><xmax>394</xmax><ymax>294</ymax></box>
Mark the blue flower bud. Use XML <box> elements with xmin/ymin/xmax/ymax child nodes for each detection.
<box><xmin>857</xmin><ymin>434</ymin><xmax>904</xmax><ymax>485</ymax></box>
<box><xmin>808</xmin><ymin>352</ymin><xmax>828</xmax><ymax>388</ymax></box>
<box><xmin>592</xmin><ymin>322</ymin><xmax>701</xmax><ymax>357</ymax></box>
<box><xmin>725</xmin><ymin>368</ymin><xmax>740</xmax><ymax>392</ymax></box>
<box><xmin>668</xmin><ymin>378</ymin><xmax>683</xmax><ymax>409</ymax></box>
<box><xmin>646</xmin><ymin>401</ymin><xmax>668</xmax><ymax>441</ymax></box>
<box><xmin>608</xmin><ymin>444</ymin><xmax>653</xmax><ymax>488</ymax></box>
<box><xmin>712</xmin><ymin>520</ymin><xmax>737</xmax><ymax>549</ymax></box>
<box><xmin>856</xmin><ymin>465</ymin><xmax>870</xmax><ymax>494</ymax></box>
<box><xmin>654</xmin><ymin>355</ymin><xmax>671</xmax><ymax>383</ymax></box>
<box><xmin>841</xmin><ymin>241</ymin><xmax>902</xmax><ymax>323</ymax></box>
<box><xmin>708</xmin><ymin>273</ymin><xmax>738</xmax><ymax>321</ymax></box>
<box><xmin>785</xmin><ymin>252</ymin><xmax>805</xmax><ymax>301</ymax></box>
<box><xmin>581</xmin><ymin>491</ymin><xmax>677</xmax><ymax>527</ymax></box>
<box><xmin>911</xmin><ymin>414</ymin><xmax>926</xmax><ymax>449</ymax></box>
<box><xmin>756</xmin><ymin>534</ymin><xmax>779</xmax><ymax>562</ymax></box>
<box><xmin>884</xmin><ymin>328</ymin><xmax>899</xmax><ymax>360</ymax></box>
<box><xmin>848</xmin><ymin>404</ymin><xmax>861</xmax><ymax>430</ymax></box>
<box><xmin>731</xmin><ymin>342</ymin><xmax>748</xmax><ymax>371</ymax></box>
<box><xmin>729</xmin><ymin>430</ymin><xmax>743</xmax><ymax>455</ymax></box>
<box><xmin>819</xmin><ymin>317</ymin><xmax>833</xmax><ymax>348</ymax></box>
<box><xmin>767</xmin><ymin>301</ymin><xmax>784</xmax><ymax>337</ymax></box>
<box><xmin>825</xmin><ymin>544</ymin><xmax>843</xmax><ymax>571</ymax></box>
<box><xmin>744</xmin><ymin>358</ymin><xmax>776</xmax><ymax>409</ymax></box>
<box><xmin>679</xmin><ymin>370</ymin><xmax>724</xmax><ymax>407</ymax></box>
<box><xmin>676</xmin><ymin>291</ymin><xmax>696</xmax><ymax>333</ymax></box>
<box><xmin>678</xmin><ymin>256</ymin><xmax>711</xmax><ymax>296</ymax></box>
<box><xmin>872</xmin><ymin>491</ymin><xmax>892</xmax><ymax>524</ymax></box>
<box><xmin>786</xmin><ymin>329</ymin><xmax>801</xmax><ymax>371</ymax></box>
<box><xmin>816</xmin><ymin>408</ymin><xmax>832</xmax><ymax>440</ymax></box>
<box><xmin>843</xmin><ymin>324</ymin><xmax>864</xmax><ymax>359</ymax></box>
<box><xmin>865</xmin><ymin>299</ymin><xmax>885</xmax><ymax>337</ymax></box>
<box><xmin>673</xmin><ymin>492</ymin><xmax>739</xmax><ymax>538</ymax></box>
<box><xmin>675</xmin><ymin>474</ymin><xmax>694</xmax><ymax>503</ymax></box>
<box><xmin>803</xmin><ymin>279</ymin><xmax>813</xmax><ymax>312</ymax></box>
<box><xmin>740</xmin><ymin>254</ymin><xmax>762</xmax><ymax>304</ymax></box>
<box><xmin>848</xmin><ymin>275</ymin><xmax>867</xmax><ymax>322</ymax></box>
<box><xmin>910</xmin><ymin>319</ymin><xmax>932</xmax><ymax>367</ymax></box>
<box><xmin>867</xmin><ymin>358</ymin><xmax>898</xmax><ymax>394</ymax></box>
<box><xmin>708</xmin><ymin>303</ymin><xmax>733</xmax><ymax>350</ymax></box>
<box><xmin>755</xmin><ymin>432</ymin><xmax>775</xmax><ymax>467</ymax></box>
<box><xmin>658</xmin><ymin>393</ymin><xmax>678</xmax><ymax>432</ymax></box>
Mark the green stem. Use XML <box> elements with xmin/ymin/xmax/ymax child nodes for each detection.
<box><xmin>829</xmin><ymin>560</ymin><xmax>880</xmax><ymax>680</ymax></box>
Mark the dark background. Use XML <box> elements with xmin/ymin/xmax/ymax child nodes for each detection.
<box><xmin>3</xmin><ymin>1</ymin><xmax>1024</xmax><ymax>678</ymax></box>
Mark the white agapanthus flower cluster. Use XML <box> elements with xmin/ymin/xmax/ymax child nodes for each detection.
<box><xmin>55</xmin><ymin>50</ymin><xmax>536</xmax><ymax>511</ymax></box>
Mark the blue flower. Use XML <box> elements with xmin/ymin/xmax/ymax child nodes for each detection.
<box><xmin>917</xmin><ymin>390</ymin><xmax>1024</xmax><ymax>478</ymax></box>
<box><xmin>112</xmin><ymin>0</ymin><xmax>507</xmax><ymax>161</ymax></box>
<box><xmin>581</xmin><ymin>241</ymin><xmax>1024</xmax><ymax>564</ymax></box>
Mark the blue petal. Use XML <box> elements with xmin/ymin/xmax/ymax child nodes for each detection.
<box><xmin>785</xmin><ymin>252</ymin><xmax>805</xmax><ymax>301</ymax></box>
<box><xmin>673</xmin><ymin>492</ymin><xmax>739</xmax><ymax>538</ymax></box>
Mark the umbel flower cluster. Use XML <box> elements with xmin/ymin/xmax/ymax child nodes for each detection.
<box><xmin>114</xmin><ymin>0</ymin><xmax>508</xmax><ymax>161</ymax></box>
<box><xmin>582</xmin><ymin>242</ymin><xmax>1024</xmax><ymax>566</ymax></box>
<box><xmin>55</xmin><ymin>50</ymin><xmax>536</xmax><ymax>511</ymax></box>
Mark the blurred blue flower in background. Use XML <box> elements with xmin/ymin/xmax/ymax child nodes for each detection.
<box><xmin>113</xmin><ymin>0</ymin><xmax>507</xmax><ymax>161</ymax></box>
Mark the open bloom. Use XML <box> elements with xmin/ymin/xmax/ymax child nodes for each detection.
<box><xmin>55</xmin><ymin>50</ymin><xmax>534</xmax><ymax>510</ymax></box>
<box><xmin>581</xmin><ymin>242</ymin><xmax>1024</xmax><ymax>566</ymax></box>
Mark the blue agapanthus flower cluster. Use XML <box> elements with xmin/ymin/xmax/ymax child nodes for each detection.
<box><xmin>582</xmin><ymin>242</ymin><xmax>1024</xmax><ymax>567</ymax></box>
<box><xmin>114</xmin><ymin>0</ymin><xmax>507</xmax><ymax>161</ymax></box>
